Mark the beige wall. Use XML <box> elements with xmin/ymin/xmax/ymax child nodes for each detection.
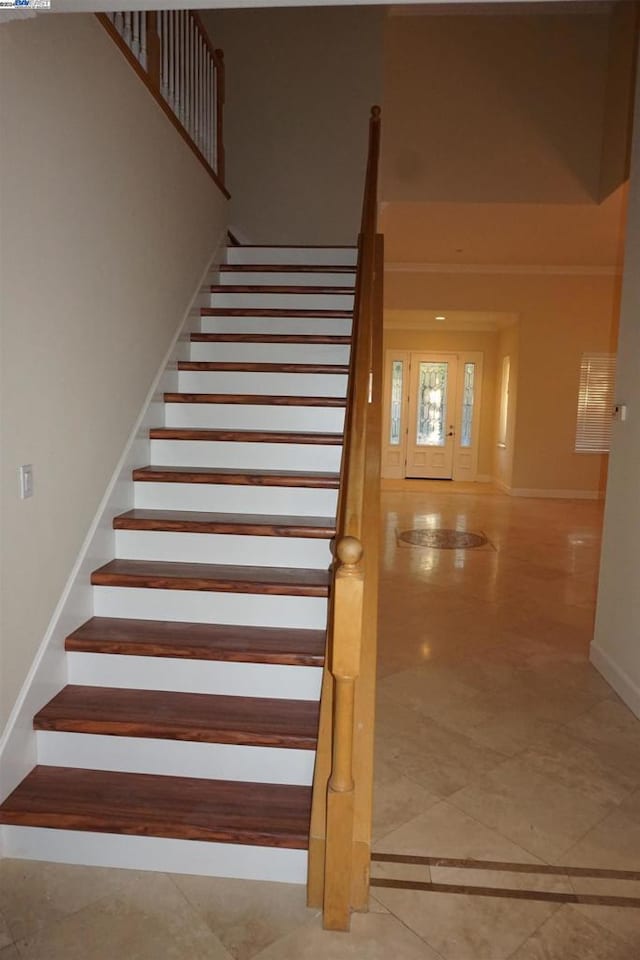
<box><xmin>593</xmin><ymin>43</ymin><xmax>640</xmax><ymax>716</ymax></box>
<box><xmin>383</xmin><ymin>8</ymin><xmax>622</xmax><ymax>204</ymax></box>
<box><xmin>0</xmin><ymin>15</ymin><xmax>228</xmax><ymax>731</ymax></box>
<box><xmin>202</xmin><ymin>6</ymin><xmax>383</xmax><ymax>244</ymax></box>
<box><xmin>384</xmin><ymin>324</ymin><xmax>498</xmax><ymax>479</ymax></box>
<box><xmin>384</xmin><ymin>269</ymin><xmax>620</xmax><ymax>495</ymax></box>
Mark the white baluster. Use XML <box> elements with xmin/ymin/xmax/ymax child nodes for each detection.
<box><xmin>161</xmin><ymin>11</ymin><xmax>169</xmax><ymax>97</ymax></box>
<box><xmin>140</xmin><ymin>14</ymin><xmax>147</xmax><ymax>71</ymax></box>
<box><xmin>196</xmin><ymin>32</ymin><xmax>202</xmax><ymax>148</ymax></box>
<box><xmin>114</xmin><ymin>12</ymin><xmax>124</xmax><ymax>37</ymax></box>
<box><xmin>189</xmin><ymin>16</ymin><xmax>194</xmax><ymax>140</ymax></box>
<box><xmin>181</xmin><ymin>12</ymin><xmax>187</xmax><ymax>126</ymax></box>
<box><xmin>131</xmin><ymin>12</ymin><xmax>140</xmax><ymax>62</ymax></box>
<box><xmin>123</xmin><ymin>12</ymin><xmax>132</xmax><ymax>48</ymax></box>
<box><xmin>168</xmin><ymin>12</ymin><xmax>175</xmax><ymax>112</ymax></box>
<box><xmin>203</xmin><ymin>46</ymin><xmax>209</xmax><ymax>162</ymax></box>
<box><xmin>212</xmin><ymin>61</ymin><xmax>218</xmax><ymax>172</ymax></box>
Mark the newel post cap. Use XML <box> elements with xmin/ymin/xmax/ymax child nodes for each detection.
<box><xmin>336</xmin><ymin>536</ymin><xmax>363</xmax><ymax>567</ymax></box>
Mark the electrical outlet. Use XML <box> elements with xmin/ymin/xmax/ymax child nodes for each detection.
<box><xmin>19</xmin><ymin>464</ymin><xmax>34</xmax><ymax>499</ymax></box>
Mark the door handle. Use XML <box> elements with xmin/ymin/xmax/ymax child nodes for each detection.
<box><xmin>447</xmin><ymin>426</ymin><xmax>455</xmax><ymax>437</ymax></box>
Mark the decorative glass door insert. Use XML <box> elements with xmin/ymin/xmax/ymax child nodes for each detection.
<box><xmin>416</xmin><ymin>362</ymin><xmax>449</xmax><ymax>446</ymax></box>
<box><xmin>406</xmin><ymin>355</ymin><xmax>458</xmax><ymax>480</ymax></box>
<box><xmin>389</xmin><ymin>360</ymin><xmax>404</xmax><ymax>445</ymax></box>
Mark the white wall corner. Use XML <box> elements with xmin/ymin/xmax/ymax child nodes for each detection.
<box><xmin>494</xmin><ymin>479</ymin><xmax>512</xmax><ymax>495</ymax></box>
<box><xmin>0</xmin><ymin>231</ymin><xmax>227</xmax><ymax>810</ymax></box>
<box><xmin>227</xmin><ymin>225</ymin><xmax>252</xmax><ymax>245</ymax></box>
<box><xmin>590</xmin><ymin>643</ymin><xmax>640</xmax><ymax>720</ymax></box>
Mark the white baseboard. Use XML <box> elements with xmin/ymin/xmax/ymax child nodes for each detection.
<box><xmin>494</xmin><ymin>482</ymin><xmax>602</xmax><ymax>500</ymax></box>
<box><xmin>590</xmin><ymin>643</ymin><xmax>640</xmax><ymax>720</ymax></box>
<box><xmin>0</xmin><ymin>232</ymin><xmax>227</xmax><ymax>808</ymax></box>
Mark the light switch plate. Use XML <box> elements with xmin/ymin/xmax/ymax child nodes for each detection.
<box><xmin>19</xmin><ymin>464</ymin><xmax>34</xmax><ymax>499</ymax></box>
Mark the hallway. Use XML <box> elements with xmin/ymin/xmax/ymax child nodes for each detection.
<box><xmin>371</xmin><ymin>486</ymin><xmax>640</xmax><ymax>957</ymax></box>
<box><xmin>1</xmin><ymin>490</ymin><xmax>640</xmax><ymax>959</ymax></box>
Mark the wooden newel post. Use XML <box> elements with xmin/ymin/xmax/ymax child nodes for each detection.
<box><xmin>324</xmin><ymin>535</ymin><xmax>364</xmax><ymax>931</ymax></box>
<box><xmin>146</xmin><ymin>12</ymin><xmax>161</xmax><ymax>90</ymax></box>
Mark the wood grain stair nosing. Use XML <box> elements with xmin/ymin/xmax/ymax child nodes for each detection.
<box><xmin>149</xmin><ymin>427</ymin><xmax>343</xmax><ymax>445</ymax></box>
<box><xmin>112</xmin><ymin>509</ymin><xmax>336</xmax><ymax>539</ymax></box>
<box><xmin>163</xmin><ymin>393</ymin><xmax>346</xmax><ymax>408</ymax></box>
<box><xmin>219</xmin><ymin>264</ymin><xmax>356</xmax><ymax>274</ymax></box>
<box><xmin>201</xmin><ymin>308</ymin><xmax>352</xmax><ymax>318</ymax></box>
<box><xmin>209</xmin><ymin>285</ymin><xmax>353</xmax><ymax>295</ymax></box>
<box><xmin>0</xmin><ymin>766</ymin><xmax>311</xmax><ymax>848</ymax></box>
<box><xmin>65</xmin><ymin>617</ymin><xmax>326</xmax><ymax>666</ymax></box>
<box><xmin>90</xmin><ymin>559</ymin><xmax>330</xmax><ymax>597</ymax></box>
<box><xmin>33</xmin><ymin>686</ymin><xmax>319</xmax><ymax>750</ymax></box>
<box><xmin>178</xmin><ymin>361</ymin><xmax>349</xmax><ymax>374</ymax></box>
<box><xmin>131</xmin><ymin>466</ymin><xmax>340</xmax><ymax>488</ymax></box>
<box><xmin>190</xmin><ymin>333</ymin><xmax>351</xmax><ymax>344</ymax></box>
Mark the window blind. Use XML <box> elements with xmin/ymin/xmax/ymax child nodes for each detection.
<box><xmin>575</xmin><ymin>353</ymin><xmax>617</xmax><ymax>454</ymax></box>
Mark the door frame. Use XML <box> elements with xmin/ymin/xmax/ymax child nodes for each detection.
<box><xmin>381</xmin><ymin>349</ymin><xmax>484</xmax><ymax>481</ymax></box>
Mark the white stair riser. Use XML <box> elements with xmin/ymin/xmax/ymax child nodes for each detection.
<box><xmin>218</xmin><ymin>271</ymin><xmax>355</xmax><ymax>287</ymax></box>
<box><xmin>165</xmin><ymin>403</ymin><xmax>345</xmax><ymax>433</ymax></box>
<box><xmin>190</xmin><ymin>343</ymin><xmax>350</xmax><ymax>364</ymax></box>
<box><xmin>1</xmin><ymin>827</ymin><xmax>307</xmax><ymax>883</ymax></box>
<box><xmin>150</xmin><ymin>439</ymin><xmax>343</xmax><ymax>472</ymax></box>
<box><xmin>227</xmin><ymin>247</ymin><xmax>357</xmax><ymax>266</ymax></box>
<box><xmin>114</xmin><ymin>529</ymin><xmax>332</xmax><ymax>568</ymax></box>
<box><xmin>67</xmin><ymin>653</ymin><xmax>322</xmax><ymax>700</ymax></box>
<box><xmin>37</xmin><ymin>732</ymin><xmax>315</xmax><ymax>786</ymax></box>
<box><xmin>178</xmin><ymin>371</ymin><xmax>348</xmax><ymax>397</ymax></box>
<box><xmin>210</xmin><ymin>292</ymin><xmax>353</xmax><ymax>310</ymax></box>
<box><xmin>134</xmin><ymin>482</ymin><xmax>338</xmax><ymax>517</ymax></box>
<box><xmin>201</xmin><ymin>316</ymin><xmax>352</xmax><ymax>336</ymax></box>
<box><xmin>93</xmin><ymin>586</ymin><xmax>328</xmax><ymax>630</ymax></box>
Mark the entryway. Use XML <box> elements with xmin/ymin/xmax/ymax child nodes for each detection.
<box><xmin>382</xmin><ymin>349</ymin><xmax>483</xmax><ymax>482</ymax></box>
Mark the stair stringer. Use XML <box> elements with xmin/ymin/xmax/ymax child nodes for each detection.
<box><xmin>0</xmin><ymin>234</ymin><xmax>227</xmax><ymax>819</ymax></box>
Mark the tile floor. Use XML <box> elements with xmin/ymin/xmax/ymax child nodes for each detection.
<box><xmin>1</xmin><ymin>486</ymin><xmax>639</xmax><ymax>958</ymax></box>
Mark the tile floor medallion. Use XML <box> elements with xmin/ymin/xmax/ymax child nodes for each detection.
<box><xmin>2</xmin><ymin>486</ymin><xmax>640</xmax><ymax>958</ymax></box>
<box><xmin>398</xmin><ymin>529</ymin><xmax>490</xmax><ymax>550</ymax></box>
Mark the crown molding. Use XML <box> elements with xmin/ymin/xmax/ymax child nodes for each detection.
<box><xmin>385</xmin><ymin>261</ymin><xmax>621</xmax><ymax>276</ymax></box>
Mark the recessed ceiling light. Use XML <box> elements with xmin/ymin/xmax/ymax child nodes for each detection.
<box><xmin>435</xmin><ymin>314</ymin><xmax>446</xmax><ymax>321</ymax></box>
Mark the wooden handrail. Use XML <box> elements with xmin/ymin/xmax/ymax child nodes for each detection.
<box><xmin>308</xmin><ymin>106</ymin><xmax>383</xmax><ymax>932</ymax></box>
<box><xmin>97</xmin><ymin>10</ymin><xmax>229</xmax><ymax>198</ymax></box>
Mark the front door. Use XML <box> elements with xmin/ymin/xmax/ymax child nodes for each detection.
<box><xmin>405</xmin><ymin>355</ymin><xmax>459</xmax><ymax>479</ymax></box>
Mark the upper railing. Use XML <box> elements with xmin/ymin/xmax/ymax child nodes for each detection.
<box><xmin>98</xmin><ymin>10</ymin><xmax>227</xmax><ymax>197</ymax></box>
<box><xmin>307</xmin><ymin>107</ymin><xmax>383</xmax><ymax>931</ymax></box>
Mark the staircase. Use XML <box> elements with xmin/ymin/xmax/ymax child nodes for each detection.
<box><xmin>0</xmin><ymin>244</ymin><xmax>356</xmax><ymax>883</ymax></box>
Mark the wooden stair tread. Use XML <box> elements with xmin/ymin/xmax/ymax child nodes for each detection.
<box><xmin>114</xmin><ymin>509</ymin><xmax>336</xmax><ymax>538</ymax></box>
<box><xmin>132</xmin><ymin>466</ymin><xmax>340</xmax><ymax>488</ymax></box>
<box><xmin>178</xmin><ymin>361</ymin><xmax>349</xmax><ymax>373</ymax></box>
<box><xmin>219</xmin><ymin>264</ymin><xmax>356</xmax><ymax>273</ymax></box>
<box><xmin>201</xmin><ymin>308</ymin><xmax>352</xmax><ymax>318</ymax></box>
<box><xmin>34</xmin><ymin>686</ymin><xmax>319</xmax><ymax>749</ymax></box>
<box><xmin>0</xmin><ymin>767</ymin><xmax>311</xmax><ymax>848</ymax></box>
<box><xmin>163</xmin><ymin>393</ymin><xmax>346</xmax><ymax>407</ymax></box>
<box><xmin>191</xmin><ymin>333</ymin><xmax>351</xmax><ymax>344</ymax></box>
<box><xmin>91</xmin><ymin>559</ymin><xmax>330</xmax><ymax>596</ymax></box>
<box><xmin>149</xmin><ymin>427</ymin><xmax>343</xmax><ymax>445</ymax></box>
<box><xmin>210</xmin><ymin>284</ymin><xmax>351</xmax><ymax>294</ymax></box>
<box><xmin>66</xmin><ymin>617</ymin><xmax>326</xmax><ymax>665</ymax></box>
